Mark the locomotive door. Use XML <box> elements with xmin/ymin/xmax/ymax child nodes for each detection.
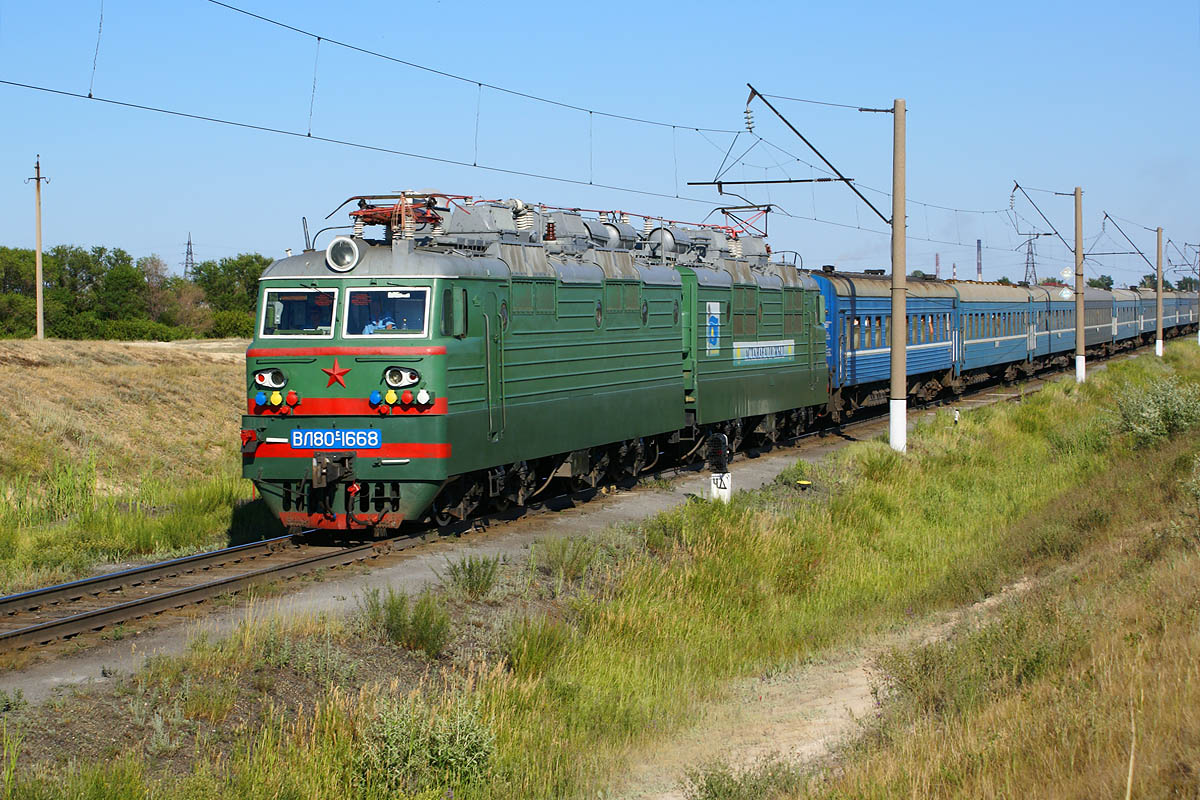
<box><xmin>483</xmin><ymin>291</ymin><xmax>505</xmax><ymax>441</ymax></box>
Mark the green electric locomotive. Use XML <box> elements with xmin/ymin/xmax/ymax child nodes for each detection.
<box><xmin>240</xmin><ymin>192</ymin><xmax>828</xmax><ymax>533</ymax></box>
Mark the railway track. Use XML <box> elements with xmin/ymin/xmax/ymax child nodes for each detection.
<box><xmin>0</xmin><ymin>345</ymin><xmax>1148</xmax><ymax>654</ymax></box>
<box><xmin>0</xmin><ymin>533</ymin><xmax>428</xmax><ymax>652</ymax></box>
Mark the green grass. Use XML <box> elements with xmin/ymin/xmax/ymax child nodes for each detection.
<box><xmin>5</xmin><ymin>343</ymin><xmax>1200</xmax><ymax>799</ymax></box>
<box><xmin>0</xmin><ymin>462</ymin><xmax>279</xmax><ymax>594</ymax></box>
<box><xmin>357</xmin><ymin>586</ymin><xmax>452</xmax><ymax>657</ymax></box>
<box><xmin>437</xmin><ymin>553</ymin><xmax>502</xmax><ymax>601</ymax></box>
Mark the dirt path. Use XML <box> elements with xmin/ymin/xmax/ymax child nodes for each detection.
<box><xmin>614</xmin><ymin>579</ymin><xmax>1031</xmax><ymax>799</ymax></box>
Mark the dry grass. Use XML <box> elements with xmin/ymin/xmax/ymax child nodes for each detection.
<box><xmin>0</xmin><ymin>339</ymin><xmax>256</xmax><ymax>592</ymax></box>
<box><xmin>797</xmin><ymin>501</ymin><xmax>1200</xmax><ymax>798</ymax></box>
<box><xmin>0</xmin><ymin>339</ymin><xmax>246</xmax><ymax>492</ymax></box>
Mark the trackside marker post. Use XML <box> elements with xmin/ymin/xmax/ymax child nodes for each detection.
<box><xmin>710</xmin><ymin>473</ymin><xmax>732</xmax><ymax>503</ymax></box>
<box><xmin>706</xmin><ymin>433</ymin><xmax>732</xmax><ymax>503</ymax></box>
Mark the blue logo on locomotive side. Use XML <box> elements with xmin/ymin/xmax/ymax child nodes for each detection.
<box><xmin>706</xmin><ymin>301</ymin><xmax>721</xmax><ymax>356</ymax></box>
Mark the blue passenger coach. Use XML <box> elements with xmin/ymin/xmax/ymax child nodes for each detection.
<box><xmin>807</xmin><ymin>268</ymin><xmax>1197</xmax><ymax>420</ymax></box>
<box><xmin>812</xmin><ymin>268</ymin><xmax>958</xmax><ymax>417</ymax></box>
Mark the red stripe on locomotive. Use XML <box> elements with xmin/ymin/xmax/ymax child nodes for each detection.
<box><xmin>246</xmin><ymin>345</ymin><xmax>446</xmax><ymax>357</ymax></box>
<box><xmin>247</xmin><ymin>397</ymin><xmax>448</xmax><ymax>416</ymax></box>
<box><xmin>251</xmin><ymin>442</ymin><xmax>451</xmax><ymax>459</ymax></box>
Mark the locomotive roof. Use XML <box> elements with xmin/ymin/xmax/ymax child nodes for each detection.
<box><xmin>261</xmin><ymin>194</ymin><xmax>800</xmax><ymax>292</ymax></box>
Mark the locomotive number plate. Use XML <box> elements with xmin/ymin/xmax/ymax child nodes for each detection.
<box><xmin>290</xmin><ymin>429</ymin><xmax>381</xmax><ymax>449</ymax></box>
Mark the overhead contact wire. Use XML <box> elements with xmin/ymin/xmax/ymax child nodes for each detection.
<box><xmin>0</xmin><ymin>78</ymin><xmax>729</xmax><ymax>209</ymax></box>
<box><xmin>88</xmin><ymin>0</ymin><xmax>104</xmax><ymax>97</ymax></box>
<box><xmin>202</xmin><ymin>0</ymin><xmax>741</xmax><ymax>134</ymax></box>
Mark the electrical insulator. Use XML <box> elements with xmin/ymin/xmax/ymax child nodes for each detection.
<box><xmin>545</xmin><ymin>221</ymin><xmax>556</xmax><ymax>241</ymax></box>
<box><xmin>744</xmin><ymin>108</ymin><xmax>754</xmax><ymax>132</ymax></box>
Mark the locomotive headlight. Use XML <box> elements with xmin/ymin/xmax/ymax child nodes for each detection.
<box><xmin>325</xmin><ymin>236</ymin><xmax>360</xmax><ymax>272</ymax></box>
<box><xmin>383</xmin><ymin>366</ymin><xmax>420</xmax><ymax>388</ymax></box>
<box><xmin>254</xmin><ymin>368</ymin><xmax>287</xmax><ymax>389</ymax></box>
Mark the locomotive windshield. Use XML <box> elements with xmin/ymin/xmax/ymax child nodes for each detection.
<box><xmin>343</xmin><ymin>288</ymin><xmax>429</xmax><ymax>337</ymax></box>
<box><xmin>260</xmin><ymin>288</ymin><xmax>337</xmax><ymax>337</ymax></box>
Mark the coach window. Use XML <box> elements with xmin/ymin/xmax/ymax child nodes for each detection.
<box><xmin>260</xmin><ymin>288</ymin><xmax>337</xmax><ymax>338</ymax></box>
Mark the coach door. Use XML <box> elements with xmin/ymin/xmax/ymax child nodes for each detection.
<box><xmin>483</xmin><ymin>291</ymin><xmax>505</xmax><ymax>441</ymax></box>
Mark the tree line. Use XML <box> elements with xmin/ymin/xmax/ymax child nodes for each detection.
<box><xmin>0</xmin><ymin>245</ymin><xmax>273</xmax><ymax>340</ymax></box>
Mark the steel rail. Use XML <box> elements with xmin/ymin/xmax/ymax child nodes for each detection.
<box><xmin>0</xmin><ymin>536</ymin><xmax>430</xmax><ymax>651</ymax></box>
<box><xmin>0</xmin><ymin>534</ymin><xmax>296</xmax><ymax>617</ymax></box>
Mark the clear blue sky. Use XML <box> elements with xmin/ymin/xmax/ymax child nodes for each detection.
<box><xmin>1</xmin><ymin>0</ymin><xmax>1196</xmax><ymax>287</ymax></box>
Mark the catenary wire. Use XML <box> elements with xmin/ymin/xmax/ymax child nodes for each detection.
<box><xmin>202</xmin><ymin>0</ymin><xmax>742</xmax><ymax>134</ymax></box>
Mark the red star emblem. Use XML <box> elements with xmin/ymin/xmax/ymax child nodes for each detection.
<box><xmin>321</xmin><ymin>358</ymin><xmax>351</xmax><ymax>388</ymax></box>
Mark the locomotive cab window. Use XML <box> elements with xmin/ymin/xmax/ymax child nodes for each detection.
<box><xmin>260</xmin><ymin>288</ymin><xmax>337</xmax><ymax>338</ymax></box>
<box><xmin>344</xmin><ymin>287</ymin><xmax>430</xmax><ymax>337</ymax></box>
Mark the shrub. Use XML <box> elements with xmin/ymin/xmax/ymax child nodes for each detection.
<box><xmin>48</xmin><ymin>310</ymin><xmax>103</xmax><ymax>340</ymax></box>
<box><xmin>210</xmin><ymin>309</ymin><xmax>255</xmax><ymax>338</ymax></box>
<box><xmin>1184</xmin><ymin>455</ymin><xmax>1200</xmax><ymax>517</ymax></box>
<box><xmin>438</xmin><ymin>553</ymin><xmax>501</xmax><ymax>600</ymax></box>
<box><xmin>406</xmin><ymin>592</ymin><xmax>452</xmax><ymax>657</ymax></box>
<box><xmin>682</xmin><ymin>756</ymin><xmax>805</xmax><ymax>800</ymax></box>
<box><xmin>356</xmin><ymin>586</ymin><xmax>409</xmax><ymax>644</ymax></box>
<box><xmin>357</xmin><ymin>699</ymin><xmax>495</xmax><ymax>792</ymax></box>
<box><xmin>1113</xmin><ymin>375</ymin><xmax>1200</xmax><ymax>446</ymax></box>
<box><xmin>357</xmin><ymin>587</ymin><xmax>450</xmax><ymax>657</ymax></box>
<box><xmin>0</xmin><ymin>294</ymin><xmax>34</xmax><ymax>338</ymax></box>
<box><xmin>536</xmin><ymin>536</ymin><xmax>597</xmax><ymax>582</ymax></box>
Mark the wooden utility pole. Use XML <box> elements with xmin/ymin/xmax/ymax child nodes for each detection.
<box><xmin>27</xmin><ymin>156</ymin><xmax>48</xmax><ymax>340</ymax></box>
<box><xmin>1156</xmin><ymin>226</ymin><xmax>1164</xmax><ymax>357</ymax></box>
<box><xmin>889</xmin><ymin>99</ymin><xmax>907</xmax><ymax>453</ymax></box>
<box><xmin>1074</xmin><ymin>187</ymin><xmax>1084</xmax><ymax>382</ymax></box>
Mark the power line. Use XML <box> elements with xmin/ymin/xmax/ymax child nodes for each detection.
<box><xmin>1011</xmin><ymin>181</ymin><xmax>1072</xmax><ymax>253</ymax></box>
<box><xmin>1102</xmin><ymin>212</ymin><xmax>1156</xmax><ymax>270</ymax></box>
<box><xmin>754</xmin><ymin>135</ymin><xmax>1007</xmax><ymax>215</ymax></box>
<box><xmin>747</xmin><ymin>84</ymin><xmax>890</xmax><ymax>225</ymax></box>
<box><xmin>202</xmin><ymin>0</ymin><xmax>741</xmax><ymax>135</ymax></box>
<box><xmin>2</xmin><ymin>76</ymin><xmax>1017</xmax><ymax>251</ymax></box>
<box><xmin>88</xmin><ymin>0</ymin><xmax>105</xmax><ymax>98</ymax></box>
<box><xmin>1105</xmin><ymin>211</ymin><xmax>1157</xmax><ymax>233</ymax></box>
<box><xmin>758</xmin><ymin>92</ymin><xmax>887</xmax><ymax>112</ymax></box>
<box><xmin>0</xmin><ymin>78</ymin><xmax>729</xmax><ymax>209</ymax></box>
